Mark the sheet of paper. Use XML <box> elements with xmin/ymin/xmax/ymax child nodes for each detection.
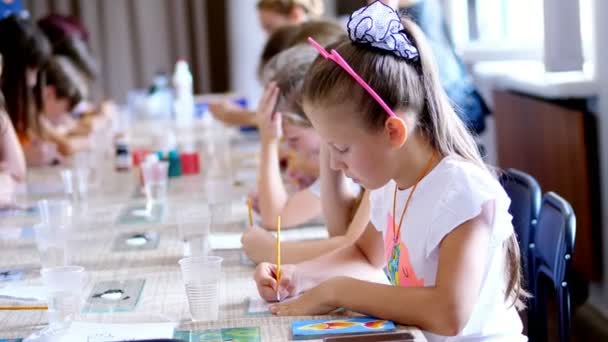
<box><xmin>58</xmin><ymin>322</ymin><xmax>175</xmax><ymax>342</ymax></box>
<box><xmin>0</xmin><ymin>284</ymin><xmax>47</xmax><ymax>302</ymax></box>
<box><xmin>247</xmin><ymin>296</ymin><xmax>271</xmax><ymax>315</ymax></box>
<box><xmin>208</xmin><ymin>233</ymin><xmax>242</xmax><ymax>250</ymax></box>
<box><xmin>209</xmin><ymin>226</ymin><xmax>327</xmax><ymax>250</ymax></box>
<box><xmin>271</xmin><ymin>225</ymin><xmax>328</xmax><ymax>242</ymax></box>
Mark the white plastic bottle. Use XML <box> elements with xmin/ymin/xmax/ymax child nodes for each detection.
<box><xmin>172</xmin><ymin>60</ymin><xmax>195</xmax><ymax>127</ymax></box>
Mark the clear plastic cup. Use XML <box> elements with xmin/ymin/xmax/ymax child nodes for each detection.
<box><xmin>178</xmin><ymin>256</ymin><xmax>223</xmax><ymax>322</ymax></box>
<box><xmin>177</xmin><ymin>205</ymin><xmax>211</xmax><ymax>257</ymax></box>
<box><xmin>40</xmin><ymin>266</ymin><xmax>85</xmax><ymax>327</ymax></box>
<box><xmin>33</xmin><ymin>223</ymin><xmax>68</xmax><ymax>268</ymax></box>
<box><xmin>37</xmin><ymin>199</ymin><xmax>73</xmax><ymax>228</ymax></box>
<box><xmin>61</xmin><ymin>168</ymin><xmax>90</xmax><ymax>201</ymax></box>
<box><xmin>75</xmin><ymin>139</ymin><xmax>107</xmax><ymax>192</ymax></box>
<box><xmin>141</xmin><ymin>161</ymin><xmax>169</xmax><ymax>203</ymax></box>
<box><xmin>204</xmin><ymin>136</ymin><xmax>233</xmax><ymax>180</ymax></box>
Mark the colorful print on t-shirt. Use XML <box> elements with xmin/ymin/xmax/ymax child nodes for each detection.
<box><xmin>385</xmin><ymin>213</ymin><xmax>424</xmax><ymax>287</ymax></box>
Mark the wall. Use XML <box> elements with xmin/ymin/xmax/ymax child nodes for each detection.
<box><xmin>226</xmin><ymin>0</ymin><xmax>266</xmax><ymax>108</ymax></box>
<box><xmin>591</xmin><ymin>0</ymin><xmax>608</xmax><ymax>316</ymax></box>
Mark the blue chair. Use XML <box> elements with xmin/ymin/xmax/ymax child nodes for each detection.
<box><xmin>532</xmin><ymin>192</ymin><xmax>576</xmax><ymax>342</ymax></box>
<box><xmin>500</xmin><ymin>169</ymin><xmax>542</xmax><ymax>290</ymax></box>
<box><xmin>500</xmin><ymin>169</ymin><xmax>541</xmax><ymax>339</ymax></box>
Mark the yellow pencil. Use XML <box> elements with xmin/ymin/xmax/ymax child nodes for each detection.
<box><xmin>0</xmin><ymin>305</ymin><xmax>48</xmax><ymax>310</ymax></box>
<box><xmin>276</xmin><ymin>215</ymin><xmax>281</xmax><ymax>302</ymax></box>
<box><xmin>247</xmin><ymin>199</ymin><xmax>253</xmax><ymax>226</ymax></box>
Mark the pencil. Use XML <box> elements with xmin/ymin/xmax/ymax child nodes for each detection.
<box><xmin>276</xmin><ymin>215</ymin><xmax>281</xmax><ymax>302</ymax></box>
<box><xmin>247</xmin><ymin>199</ymin><xmax>253</xmax><ymax>226</ymax></box>
<box><xmin>0</xmin><ymin>305</ymin><xmax>48</xmax><ymax>310</ymax></box>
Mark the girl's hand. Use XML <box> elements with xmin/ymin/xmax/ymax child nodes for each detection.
<box><xmin>256</xmin><ymin>83</ymin><xmax>281</xmax><ymax>143</ymax></box>
<box><xmin>270</xmin><ymin>278</ymin><xmax>339</xmax><ymax>316</ymax></box>
<box><xmin>254</xmin><ymin>262</ymin><xmax>298</xmax><ymax>302</ymax></box>
<box><xmin>241</xmin><ymin>225</ymin><xmax>276</xmax><ymax>263</ymax></box>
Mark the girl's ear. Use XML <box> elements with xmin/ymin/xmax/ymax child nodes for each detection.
<box><xmin>384</xmin><ymin>116</ymin><xmax>408</xmax><ymax>148</ymax></box>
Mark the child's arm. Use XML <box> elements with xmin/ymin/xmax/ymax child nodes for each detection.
<box><xmin>271</xmin><ymin>202</ymin><xmax>494</xmax><ymax>337</ymax></box>
<box><xmin>254</xmin><ymin>221</ymin><xmax>388</xmax><ymax>301</ymax></box>
<box><xmin>0</xmin><ymin>113</ymin><xmax>26</xmax><ymax>181</ymax></box>
<box><xmin>41</xmin><ymin>121</ymin><xmax>88</xmax><ymax>156</ymax></box>
<box><xmin>67</xmin><ymin>116</ymin><xmax>94</xmax><ymax>137</ymax></box>
<box><xmin>242</xmin><ymin>191</ymin><xmax>370</xmax><ymax>263</ymax></box>
<box><xmin>259</xmin><ymin>187</ymin><xmax>322</xmax><ymax>229</ymax></box>
<box><xmin>319</xmin><ymin>145</ymin><xmax>358</xmax><ymax>236</ymax></box>
<box><xmin>256</xmin><ymin>84</ymin><xmax>322</xmax><ymax>228</ymax></box>
<box><xmin>244</xmin><ymin>227</ymin><xmax>352</xmax><ymax>264</ymax></box>
<box><xmin>209</xmin><ymin>101</ymin><xmax>257</xmax><ymax>127</ymax></box>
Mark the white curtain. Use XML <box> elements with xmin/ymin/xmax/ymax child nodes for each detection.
<box><xmin>23</xmin><ymin>0</ymin><xmax>217</xmax><ymax>102</ymax></box>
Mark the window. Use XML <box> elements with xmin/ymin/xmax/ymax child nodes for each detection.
<box><xmin>579</xmin><ymin>0</ymin><xmax>594</xmax><ymax>63</ymax></box>
<box><xmin>448</xmin><ymin>0</ymin><xmax>543</xmax><ymax>61</ymax></box>
<box><xmin>448</xmin><ymin>0</ymin><xmax>594</xmax><ymax>64</ymax></box>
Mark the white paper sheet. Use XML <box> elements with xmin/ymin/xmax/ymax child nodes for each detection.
<box><xmin>209</xmin><ymin>233</ymin><xmax>242</xmax><ymax>250</ymax></box>
<box><xmin>247</xmin><ymin>296</ymin><xmax>271</xmax><ymax>315</ymax></box>
<box><xmin>0</xmin><ymin>284</ymin><xmax>47</xmax><ymax>302</ymax></box>
<box><xmin>271</xmin><ymin>225</ymin><xmax>328</xmax><ymax>241</ymax></box>
<box><xmin>58</xmin><ymin>322</ymin><xmax>175</xmax><ymax>342</ymax></box>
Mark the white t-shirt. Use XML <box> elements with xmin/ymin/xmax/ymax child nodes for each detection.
<box><xmin>370</xmin><ymin>156</ymin><xmax>525</xmax><ymax>342</ymax></box>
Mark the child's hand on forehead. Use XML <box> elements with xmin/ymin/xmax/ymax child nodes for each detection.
<box><xmin>256</xmin><ymin>83</ymin><xmax>282</xmax><ymax>144</ymax></box>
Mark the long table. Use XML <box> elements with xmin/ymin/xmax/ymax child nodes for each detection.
<box><xmin>0</xmin><ymin>121</ymin><xmax>426</xmax><ymax>341</ymax></box>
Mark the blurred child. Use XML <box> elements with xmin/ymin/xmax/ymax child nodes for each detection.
<box><xmin>38</xmin><ymin>56</ymin><xmax>90</xmax><ymax>156</ymax></box>
<box><xmin>38</xmin><ymin>14</ymin><xmax>114</xmax><ymax>131</ymax></box>
<box><xmin>257</xmin><ymin>0</ymin><xmax>324</xmax><ymax>34</ymax></box>
<box><xmin>0</xmin><ymin>53</ymin><xmax>26</xmax><ymax>206</ymax></box>
<box><xmin>0</xmin><ymin>15</ymin><xmax>62</xmax><ymax>167</ymax></box>
<box><xmin>253</xmin><ymin>22</ymin><xmax>354</xmax><ymax>226</ymax></box>
<box><xmin>0</xmin><ymin>53</ymin><xmax>27</xmax><ymax>183</ymax></box>
<box><xmin>241</xmin><ymin>44</ymin><xmax>367</xmax><ymax>264</ymax></box>
<box><xmin>209</xmin><ymin>3</ymin><xmax>331</xmax><ymax>127</ymax></box>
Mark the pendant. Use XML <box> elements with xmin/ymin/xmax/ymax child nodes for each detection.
<box><xmin>387</xmin><ymin>240</ymin><xmax>401</xmax><ymax>286</ymax></box>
